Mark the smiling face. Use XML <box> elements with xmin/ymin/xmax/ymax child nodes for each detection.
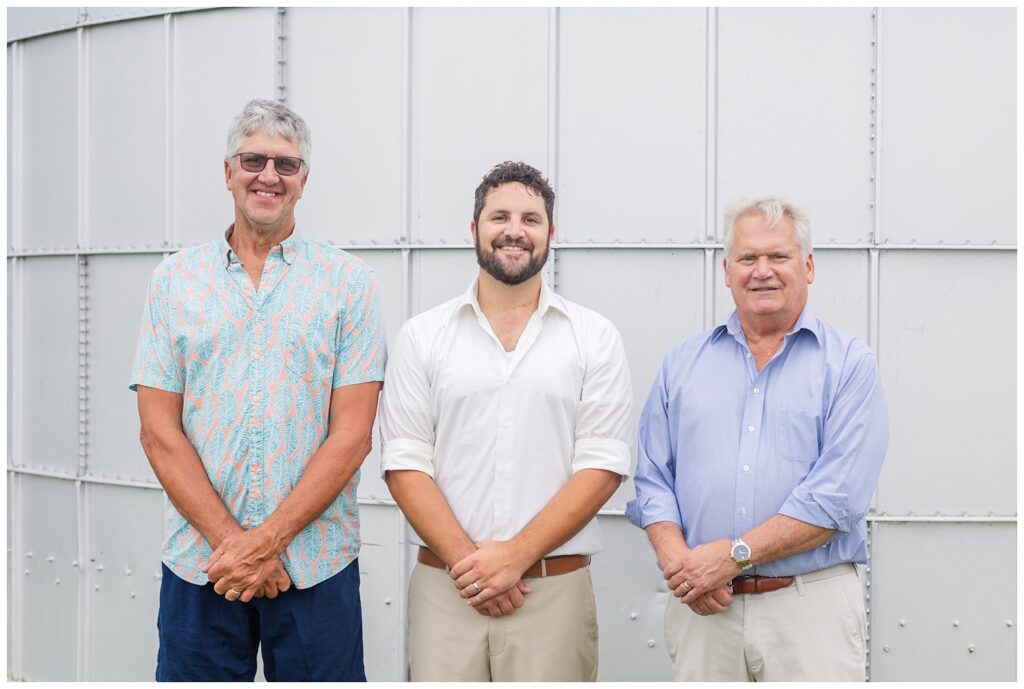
<box><xmin>471</xmin><ymin>182</ymin><xmax>553</xmax><ymax>286</ymax></box>
<box><xmin>224</xmin><ymin>130</ymin><xmax>308</xmax><ymax>237</ymax></box>
<box><xmin>724</xmin><ymin>212</ymin><xmax>814</xmax><ymax>331</ymax></box>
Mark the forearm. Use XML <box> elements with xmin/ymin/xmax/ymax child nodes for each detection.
<box><xmin>510</xmin><ymin>468</ymin><xmax>621</xmax><ymax>565</ymax></box>
<box><xmin>385</xmin><ymin>470</ymin><xmax>477</xmax><ymax>566</ymax></box>
<box><xmin>259</xmin><ymin>428</ymin><xmax>372</xmax><ymax>554</ymax></box>
<box><xmin>743</xmin><ymin>514</ymin><xmax>834</xmax><ymax>566</ymax></box>
<box><xmin>644</xmin><ymin>521</ymin><xmax>691</xmax><ymax>570</ymax></box>
<box><xmin>138</xmin><ymin>389</ymin><xmax>239</xmax><ymax>549</ymax></box>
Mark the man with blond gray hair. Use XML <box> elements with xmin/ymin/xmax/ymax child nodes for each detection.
<box><xmin>627</xmin><ymin>196</ymin><xmax>888</xmax><ymax>681</ymax></box>
<box><xmin>132</xmin><ymin>98</ymin><xmax>385</xmax><ymax>680</ymax></box>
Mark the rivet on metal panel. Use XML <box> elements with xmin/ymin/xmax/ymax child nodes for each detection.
<box><xmin>647</xmin><ymin>640</ymin><xmax>656</xmax><ymax>648</ymax></box>
<box><xmin>25</xmin><ymin>551</ymin><xmax>33</xmax><ymax>558</ymax></box>
<box><xmin>898</xmin><ymin>619</ymin><xmax>906</xmax><ymax>627</ymax></box>
<box><xmin>96</xmin><ymin>564</ymin><xmax>104</xmax><ymax>572</ymax></box>
<box><xmin>953</xmin><ymin>620</ymin><xmax>960</xmax><ymax>627</ymax></box>
<box><xmin>72</xmin><ymin>560</ymin><xmax>79</xmax><ymax>567</ymax></box>
<box><xmin>130</xmin><ymin>592</ymin><xmax>137</xmax><ymax>599</ymax></box>
<box><xmin>629</xmin><ymin>613</ymin><xmax>638</xmax><ymax>621</ymax></box>
<box><xmin>55</xmin><ymin>578</ymin><xmax>61</xmax><ymax>585</ymax></box>
<box><xmin>154</xmin><ymin>572</ymin><xmax>163</xmax><ymax>581</ymax></box>
<box><xmin>46</xmin><ymin>556</ymin><xmax>54</xmax><ymax>563</ymax></box>
<box><xmin>124</xmin><ymin>568</ymin><xmax>132</xmax><ymax>576</ymax></box>
<box><xmin>1006</xmin><ymin>620</ymin><xmax>1013</xmax><ymax>627</ymax></box>
<box><xmin>24</xmin><ymin>570</ymin><xmax>30</xmax><ymax>576</ymax></box>
<box><xmin>95</xmin><ymin>585</ymin><xmax>100</xmax><ymax>591</ymax></box>
<box><xmin>882</xmin><ymin>645</ymin><xmax>891</xmax><ymax>653</ymax></box>
<box><xmin>384</xmin><ymin>599</ymin><xmax>392</xmax><ymax>606</ymax></box>
<box><xmin>967</xmin><ymin>644</ymin><xmax>975</xmax><ymax>654</ymax></box>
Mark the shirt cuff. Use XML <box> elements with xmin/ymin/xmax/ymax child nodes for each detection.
<box><xmin>779</xmin><ymin>486</ymin><xmax>853</xmax><ymax>533</ymax></box>
<box><xmin>625</xmin><ymin>495</ymin><xmax>683</xmax><ymax>530</ymax></box>
<box><xmin>571</xmin><ymin>438</ymin><xmax>631</xmax><ymax>480</ymax></box>
<box><xmin>380</xmin><ymin>438</ymin><xmax>435</xmax><ymax>479</ymax></box>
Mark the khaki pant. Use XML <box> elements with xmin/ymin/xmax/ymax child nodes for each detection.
<box><xmin>408</xmin><ymin>562</ymin><xmax>598</xmax><ymax>681</ymax></box>
<box><xmin>665</xmin><ymin>563</ymin><xmax>867</xmax><ymax>682</ymax></box>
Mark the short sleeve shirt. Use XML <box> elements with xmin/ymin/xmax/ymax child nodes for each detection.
<box><xmin>130</xmin><ymin>230</ymin><xmax>386</xmax><ymax>588</ymax></box>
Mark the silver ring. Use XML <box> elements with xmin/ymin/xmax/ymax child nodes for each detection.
<box><xmin>472</xmin><ymin>581</ymin><xmax>482</xmax><ymax>592</ymax></box>
<box><xmin>229</xmin><ymin>588</ymin><xmax>241</xmax><ymax>595</ymax></box>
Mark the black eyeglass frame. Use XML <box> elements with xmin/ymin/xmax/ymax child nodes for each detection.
<box><xmin>232</xmin><ymin>152</ymin><xmax>306</xmax><ymax>176</ymax></box>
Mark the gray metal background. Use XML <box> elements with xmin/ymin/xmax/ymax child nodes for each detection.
<box><xmin>6</xmin><ymin>7</ymin><xmax>1016</xmax><ymax>682</ymax></box>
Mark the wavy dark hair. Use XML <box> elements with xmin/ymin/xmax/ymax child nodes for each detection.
<box><xmin>473</xmin><ymin>161</ymin><xmax>555</xmax><ymax>225</ymax></box>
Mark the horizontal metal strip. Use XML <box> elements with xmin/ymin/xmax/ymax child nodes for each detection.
<box><xmin>7</xmin><ymin>8</ymin><xmax>209</xmax><ymax>43</ymax></box>
<box><xmin>8</xmin><ymin>242</ymin><xmax>1017</xmax><ymax>258</ymax></box>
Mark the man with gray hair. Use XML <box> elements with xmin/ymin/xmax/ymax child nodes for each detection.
<box><xmin>131</xmin><ymin>98</ymin><xmax>385</xmax><ymax>680</ymax></box>
<box><xmin>627</xmin><ymin>197</ymin><xmax>888</xmax><ymax>681</ymax></box>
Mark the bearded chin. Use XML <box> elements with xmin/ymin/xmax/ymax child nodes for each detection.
<box><xmin>475</xmin><ymin>240</ymin><xmax>550</xmax><ymax>286</ymax></box>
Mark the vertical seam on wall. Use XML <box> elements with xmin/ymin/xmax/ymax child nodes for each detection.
<box><xmin>397</xmin><ymin>8</ymin><xmax>414</xmax><ymax>679</ymax></box>
<box><xmin>11</xmin><ymin>41</ymin><xmax>23</xmax><ymax>252</ymax></box>
<box><xmin>76</xmin><ymin>23</ymin><xmax>90</xmax><ymax>680</ymax></box>
<box><xmin>548</xmin><ymin>7</ymin><xmax>561</xmax><ymax>289</ymax></box>
<box><xmin>703</xmin><ymin>7</ymin><xmax>719</xmax><ymax>330</ymax></box>
<box><xmin>407</xmin><ymin>8</ymin><xmax>422</xmax><ymax>315</ymax></box>
<box><xmin>164</xmin><ymin>14</ymin><xmax>175</xmax><ymax>248</ymax></box>
<box><xmin>865</xmin><ymin>8</ymin><xmax>881</xmax><ymax>682</ymax></box>
<box><xmin>275</xmin><ymin>8</ymin><xmax>287</xmax><ymax>103</ymax></box>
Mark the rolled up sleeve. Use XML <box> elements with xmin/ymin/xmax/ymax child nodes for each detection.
<box><xmin>626</xmin><ymin>359</ymin><xmax>683</xmax><ymax>529</ymax></box>
<box><xmin>379</xmin><ymin>323</ymin><xmax>436</xmax><ymax>478</ymax></box>
<box><xmin>571</xmin><ymin>321</ymin><xmax>633</xmax><ymax>479</ymax></box>
<box><xmin>779</xmin><ymin>347</ymin><xmax>889</xmax><ymax>533</ymax></box>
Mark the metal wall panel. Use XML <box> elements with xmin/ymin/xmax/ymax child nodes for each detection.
<box><xmin>878</xmin><ymin>9</ymin><xmax>1016</xmax><ymax>246</ymax></box>
<box><xmin>410</xmin><ymin>248</ymin><xmax>478</xmax><ymax>315</ymax></box>
<box><xmin>86</xmin><ymin>254</ymin><xmax>163</xmax><ymax>482</ymax></box>
<box><xmin>713</xmin><ymin>249</ymin><xmax>870</xmax><ymax>344</ymax></box>
<box><xmin>19</xmin><ymin>257</ymin><xmax>80</xmax><ymax>472</ymax></box>
<box><xmin>19</xmin><ymin>31</ymin><xmax>78</xmax><ymax>251</ymax></box>
<box><xmin>591</xmin><ymin>515</ymin><xmax>674</xmax><ymax>681</ymax></box>
<box><xmin>876</xmin><ymin>251</ymin><xmax>1015</xmax><ymax>516</ymax></box>
<box><xmin>6</xmin><ymin>7</ymin><xmax>81</xmax><ymax>42</ymax></box>
<box><xmin>13</xmin><ymin>475</ymin><xmax>80</xmax><ymax>681</ymax></box>
<box><xmin>7</xmin><ymin>44</ymin><xmax>14</xmax><ymax>247</ymax></box>
<box><xmin>173</xmin><ymin>8</ymin><xmax>276</xmax><ymax>247</ymax></box>
<box><xmin>83</xmin><ymin>484</ymin><xmax>163</xmax><ymax>680</ymax></box>
<box><xmin>288</xmin><ymin>8</ymin><xmax>406</xmax><ymax>247</ymax></box>
<box><xmin>556</xmin><ymin>249</ymin><xmax>705</xmax><ymax>510</ymax></box>
<box><xmin>869</xmin><ymin>522</ymin><xmax>1016</xmax><ymax>681</ymax></box>
<box><xmin>87</xmin><ymin>18</ymin><xmax>166</xmax><ymax>250</ymax></box>
<box><xmin>412</xmin><ymin>8</ymin><xmax>550</xmax><ymax>244</ymax></box>
<box><xmin>559</xmin><ymin>9</ymin><xmax>706</xmax><ymax>243</ymax></box>
<box><xmin>717</xmin><ymin>8</ymin><xmax>875</xmax><ymax>244</ymax></box>
<box><xmin>357</xmin><ymin>504</ymin><xmax>406</xmax><ymax>681</ymax></box>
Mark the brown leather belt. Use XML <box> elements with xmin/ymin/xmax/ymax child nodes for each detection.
<box><xmin>730</xmin><ymin>575</ymin><xmax>795</xmax><ymax>595</ymax></box>
<box><xmin>418</xmin><ymin>546</ymin><xmax>590</xmax><ymax>579</ymax></box>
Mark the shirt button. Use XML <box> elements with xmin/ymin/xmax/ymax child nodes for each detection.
<box><xmin>753</xmin><ymin>388</ymin><xmax>760</xmax><ymax>394</ymax></box>
<box><xmin>739</xmin><ymin>507</ymin><xmax>748</xmax><ymax>516</ymax></box>
<box><xmin>747</xmin><ymin>425</ymin><xmax>755</xmax><ymax>432</ymax></box>
<box><xmin>745</xmin><ymin>352</ymin><xmax>751</xmax><ymax>358</ymax></box>
<box><xmin>743</xmin><ymin>465</ymin><xmax>750</xmax><ymax>473</ymax></box>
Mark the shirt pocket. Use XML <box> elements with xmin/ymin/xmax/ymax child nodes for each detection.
<box><xmin>777</xmin><ymin>402</ymin><xmax>821</xmax><ymax>463</ymax></box>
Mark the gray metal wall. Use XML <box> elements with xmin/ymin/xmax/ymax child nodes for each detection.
<box><xmin>6</xmin><ymin>7</ymin><xmax>1016</xmax><ymax>681</ymax></box>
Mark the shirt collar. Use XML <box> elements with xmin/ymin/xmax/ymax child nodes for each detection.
<box><xmin>452</xmin><ymin>276</ymin><xmax>570</xmax><ymax>323</ymax></box>
<box><xmin>711</xmin><ymin>307</ymin><xmax>823</xmax><ymax>346</ymax></box>
<box><xmin>220</xmin><ymin>224</ymin><xmax>302</xmax><ymax>267</ymax></box>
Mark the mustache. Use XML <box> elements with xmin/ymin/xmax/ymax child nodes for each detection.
<box><xmin>493</xmin><ymin>238</ymin><xmax>534</xmax><ymax>250</ymax></box>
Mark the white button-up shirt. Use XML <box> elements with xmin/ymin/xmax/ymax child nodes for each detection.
<box><xmin>380</xmin><ymin>279</ymin><xmax>632</xmax><ymax>557</ymax></box>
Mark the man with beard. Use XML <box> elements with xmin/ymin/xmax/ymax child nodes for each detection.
<box><xmin>131</xmin><ymin>99</ymin><xmax>385</xmax><ymax>680</ymax></box>
<box><xmin>379</xmin><ymin>161</ymin><xmax>633</xmax><ymax>681</ymax></box>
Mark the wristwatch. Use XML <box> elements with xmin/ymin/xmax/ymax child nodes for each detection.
<box><xmin>730</xmin><ymin>538</ymin><xmax>753</xmax><ymax>571</ymax></box>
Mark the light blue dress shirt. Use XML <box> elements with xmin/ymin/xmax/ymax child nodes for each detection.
<box><xmin>626</xmin><ymin>308</ymin><xmax>889</xmax><ymax>577</ymax></box>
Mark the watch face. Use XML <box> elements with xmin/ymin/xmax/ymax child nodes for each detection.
<box><xmin>733</xmin><ymin>542</ymin><xmax>751</xmax><ymax>561</ymax></box>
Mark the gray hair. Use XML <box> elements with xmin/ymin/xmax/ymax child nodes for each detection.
<box><xmin>224</xmin><ymin>98</ymin><xmax>312</xmax><ymax>168</ymax></box>
<box><xmin>722</xmin><ymin>196</ymin><xmax>812</xmax><ymax>260</ymax></box>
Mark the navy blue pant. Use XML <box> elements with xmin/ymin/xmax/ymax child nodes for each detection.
<box><xmin>156</xmin><ymin>561</ymin><xmax>365</xmax><ymax>682</ymax></box>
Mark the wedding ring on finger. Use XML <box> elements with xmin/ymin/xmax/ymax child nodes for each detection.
<box><xmin>472</xmin><ymin>581</ymin><xmax>482</xmax><ymax>593</ymax></box>
<box><xmin>682</xmin><ymin>581</ymin><xmax>693</xmax><ymax>591</ymax></box>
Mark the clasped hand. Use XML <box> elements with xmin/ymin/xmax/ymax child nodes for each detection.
<box><xmin>663</xmin><ymin>539</ymin><xmax>738</xmax><ymax>616</ymax></box>
<box><xmin>449</xmin><ymin>540</ymin><xmax>533</xmax><ymax>618</ymax></box>
<box><xmin>203</xmin><ymin>529</ymin><xmax>291</xmax><ymax>603</ymax></box>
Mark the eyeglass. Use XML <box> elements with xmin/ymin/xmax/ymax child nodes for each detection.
<box><xmin>232</xmin><ymin>152</ymin><xmax>305</xmax><ymax>176</ymax></box>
